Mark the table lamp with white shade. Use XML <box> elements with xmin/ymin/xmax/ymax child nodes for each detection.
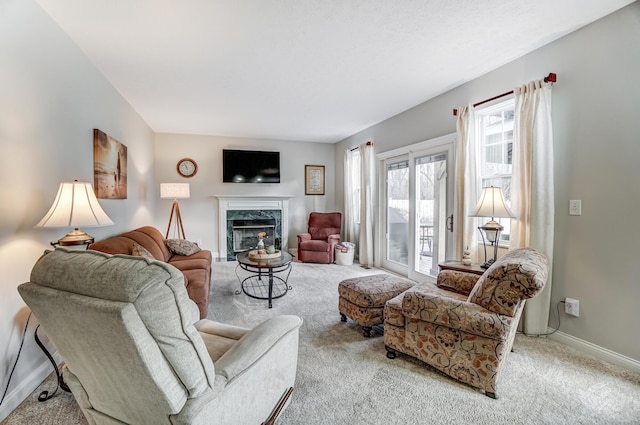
<box><xmin>34</xmin><ymin>180</ymin><xmax>114</xmax><ymax>246</ymax></box>
<box><xmin>469</xmin><ymin>186</ymin><xmax>515</xmax><ymax>268</ymax></box>
<box><xmin>160</xmin><ymin>183</ymin><xmax>190</xmax><ymax>239</ymax></box>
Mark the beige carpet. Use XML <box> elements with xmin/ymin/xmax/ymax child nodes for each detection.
<box><xmin>3</xmin><ymin>261</ymin><xmax>640</xmax><ymax>424</ymax></box>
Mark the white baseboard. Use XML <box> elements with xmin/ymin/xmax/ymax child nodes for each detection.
<box><xmin>549</xmin><ymin>330</ymin><xmax>640</xmax><ymax>374</ymax></box>
<box><xmin>0</xmin><ymin>352</ymin><xmax>62</xmax><ymax>423</ymax></box>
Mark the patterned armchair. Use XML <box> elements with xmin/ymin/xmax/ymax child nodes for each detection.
<box><xmin>384</xmin><ymin>247</ymin><xmax>549</xmax><ymax>398</ymax></box>
<box><xmin>297</xmin><ymin>212</ymin><xmax>342</xmax><ymax>264</ymax></box>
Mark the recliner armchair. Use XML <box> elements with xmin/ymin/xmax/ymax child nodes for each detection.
<box><xmin>18</xmin><ymin>248</ymin><xmax>302</xmax><ymax>424</ymax></box>
<box><xmin>384</xmin><ymin>247</ymin><xmax>549</xmax><ymax>398</ymax></box>
<box><xmin>296</xmin><ymin>212</ymin><xmax>342</xmax><ymax>264</ymax></box>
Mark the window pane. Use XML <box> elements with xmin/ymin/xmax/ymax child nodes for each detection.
<box><xmin>387</xmin><ymin>161</ymin><xmax>409</xmax><ymax>266</ymax></box>
<box><xmin>478</xmin><ymin>100</ymin><xmax>515</xmax><ymax>246</ymax></box>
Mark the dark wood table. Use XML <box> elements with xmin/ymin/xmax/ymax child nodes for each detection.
<box><xmin>438</xmin><ymin>260</ymin><xmax>486</xmax><ymax>276</ymax></box>
<box><xmin>235</xmin><ymin>251</ymin><xmax>293</xmax><ymax>308</ymax></box>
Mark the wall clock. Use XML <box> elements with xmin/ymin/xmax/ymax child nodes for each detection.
<box><xmin>177</xmin><ymin>158</ymin><xmax>198</xmax><ymax>178</ymax></box>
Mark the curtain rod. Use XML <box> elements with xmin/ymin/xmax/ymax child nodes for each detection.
<box><xmin>452</xmin><ymin>72</ymin><xmax>556</xmax><ymax>116</ymax></box>
<box><xmin>350</xmin><ymin>140</ymin><xmax>372</xmax><ymax>151</ymax></box>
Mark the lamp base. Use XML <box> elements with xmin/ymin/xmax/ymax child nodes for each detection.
<box><xmin>52</xmin><ymin>228</ymin><xmax>95</xmax><ymax>247</ymax></box>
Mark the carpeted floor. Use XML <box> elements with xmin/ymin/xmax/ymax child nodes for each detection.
<box><xmin>3</xmin><ymin>261</ymin><xmax>640</xmax><ymax>424</ymax></box>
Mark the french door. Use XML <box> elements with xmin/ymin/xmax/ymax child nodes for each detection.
<box><xmin>381</xmin><ymin>139</ymin><xmax>454</xmax><ymax>281</ymax></box>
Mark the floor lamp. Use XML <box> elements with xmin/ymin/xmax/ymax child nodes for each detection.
<box><xmin>160</xmin><ymin>183</ymin><xmax>190</xmax><ymax>239</ymax></box>
<box><xmin>469</xmin><ymin>186</ymin><xmax>515</xmax><ymax>269</ymax></box>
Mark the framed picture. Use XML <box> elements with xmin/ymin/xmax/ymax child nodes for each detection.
<box><xmin>305</xmin><ymin>165</ymin><xmax>325</xmax><ymax>195</ymax></box>
<box><xmin>93</xmin><ymin>129</ymin><xmax>127</xmax><ymax>199</ymax></box>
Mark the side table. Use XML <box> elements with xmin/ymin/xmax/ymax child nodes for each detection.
<box><xmin>438</xmin><ymin>261</ymin><xmax>486</xmax><ymax>276</ymax></box>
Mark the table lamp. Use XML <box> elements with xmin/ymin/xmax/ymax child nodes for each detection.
<box><xmin>160</xmin><ymin>183</ymin><xmax>190</xmax><ymax>239</ymax></box>
<box><xmin>469</xmin><ymin>186</ymin><xmax>515</xmax><ymax>268</ymax></box>
<box><xmin>35</xmin><ymin>180</ymin><xmax>114</xmax><ymax>246</ymax></box>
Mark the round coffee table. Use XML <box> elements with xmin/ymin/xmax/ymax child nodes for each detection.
<box><xmin>235</xmin><ymin>251</ymin><xmax>293</xmax><ymax>308</ymax></box>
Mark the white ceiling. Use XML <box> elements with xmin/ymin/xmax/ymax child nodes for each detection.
<box><xmin>37</xmin><ymin>0</ymin><xmax>634</xmax><ymax>143</ymax></box>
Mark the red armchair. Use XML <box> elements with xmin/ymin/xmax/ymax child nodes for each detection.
<box><xmin>297</xmin><ymin>212</ymin><xmax>342</xmax><ymax>264</ymax></box>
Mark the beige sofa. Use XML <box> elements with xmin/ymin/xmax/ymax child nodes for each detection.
<box><xmin>89</xmin><ymin>226</ymin><xmax>212</xmax><ymax>319</ymax></box>
<box><xmin>384</xmin><ymin>247</ymin><xmax>549</xmax><ymax>398</ymax></box>
<box><xmin>19</xmin><ymin>248</ymin><xmax>302</xmax><ymax>424</ymax></box>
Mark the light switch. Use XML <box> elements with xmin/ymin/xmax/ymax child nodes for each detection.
<box><xmin>569</xmin><ymin>200</ymin><xmax>582</xmax><ymax>216</ymax></box>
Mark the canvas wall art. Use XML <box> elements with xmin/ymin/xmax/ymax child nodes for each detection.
<box><xmin>93</xmin><ymin>129</ymin><xmax>127</xmax><ymax>199</ymax></box>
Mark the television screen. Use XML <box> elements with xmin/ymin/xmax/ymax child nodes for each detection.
<box><xmin>222</xmin><ymin>149</ymin><xmax>280</xmax><ymax>183</ymax></box>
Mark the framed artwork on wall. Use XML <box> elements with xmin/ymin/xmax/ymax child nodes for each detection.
<box><xmin>305</xmin><ymin>165</ymin><xmax>325</xmax><ymax>195</ymax></box>
<box><xmin>93</xmin><ymin>129</ymin><xmax>127</xmax><ymax>199</ymax></box>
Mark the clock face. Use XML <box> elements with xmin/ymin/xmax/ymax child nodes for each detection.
<box><xmin>177</xmin><ymin>158</ymin><xmax>197</xmax><ymax>178</ymax></box>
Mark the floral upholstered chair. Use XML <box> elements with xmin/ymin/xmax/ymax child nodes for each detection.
<box><xmin>384</xmin><ymin>247</ymin><xmax>549</xmax><ymax>398</ymax></box>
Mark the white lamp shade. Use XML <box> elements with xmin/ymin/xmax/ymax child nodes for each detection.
<box><xmin>160</xmin><ymin>183</ymin><xmax>190</xmax><ymax>199</ymax></box>
<box><xmin>469</xmin><ymin>186</ymin><xmax>516</xmax><ymax>219</ymax></box>
<box><xmin>35</xmin><ymin>181</ymin><xmax>114</xmax><ymax>228</ymax></box>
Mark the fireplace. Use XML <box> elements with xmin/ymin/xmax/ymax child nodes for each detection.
<box><xmin>231</xmin><ymin>219</ymin><xmax>276</xmax><ymax>254</ymax></box>
<box><xmin>216</xmin><ymin>196</ymin><xmax>292</xmax><ymax>261</ymax></box>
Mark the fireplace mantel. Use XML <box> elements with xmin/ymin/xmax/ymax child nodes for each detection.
<box><xmin>216</xmin><ymin>195</ymin><xmax>293</xmax><ymax>260</ymax></box>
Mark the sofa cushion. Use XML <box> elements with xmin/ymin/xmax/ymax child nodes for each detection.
<box><xmin>437</xmin><ymin>270</ymin><xmax>480</xmax><ymax>295</ymax></box>
<box><xmin>467</xmin><ymin>248</ymin><xmax>549</xmax><ymax>316</ymax></box>
<box><xmin>298</xmin><ymin>239</ymin><xmax>331</xmax><ymax>253</ymax></box>
<box><xmin>132</xmin><ymin>243</ymin><xmax>155</xmax><ymax>260</ymax></box>
<box><xmin>166</xmin><ymin>239</ymin><xmax>201</xmax><ymax>256</ymax></box>
<box><xmin>89</xmin><ymin>226</ymin><xmax>172</xmax><ymax>262</ymax></box>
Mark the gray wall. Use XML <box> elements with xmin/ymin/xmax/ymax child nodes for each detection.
<box><xmin>154</xmin><ymin>133</ymin><xmax>336</xmax><ymax>255</ymax></box>
<box><xmin>336</xmin><ymin>3</ymin><xmax>640</xmax><ymax>362</ymax></box>
<box><xmin>0</xmin><ymin>0</ymin><xmax>155</xmax><ymax>419</ymax></box>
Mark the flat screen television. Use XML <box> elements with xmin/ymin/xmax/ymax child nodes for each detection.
<box><xmin>222</xmin><ymin>149</ymin><xmax>280</xmax><ymax>183</ymax></box>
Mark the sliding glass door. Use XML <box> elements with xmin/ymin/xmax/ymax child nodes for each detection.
<box><xmin>381</xmin><ymin>139</ymin><xmax>454</xmax><ymax>280</ymax></box>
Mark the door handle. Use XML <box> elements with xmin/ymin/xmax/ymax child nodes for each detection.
<box><xmin>446</xmin><ymin>214</ymin><xmax>453</xmax><ymax>232</ymax></box>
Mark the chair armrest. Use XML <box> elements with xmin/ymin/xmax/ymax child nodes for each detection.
<box><xmin>297</xmin><ymin>233</ymin><xmax>311</xmax><ymax>243</ymax></box>
<box><xmin>402</xmin><ymin>284</ymin><xmax>514</xmax><ymax>340</ymax></box>
<box><xmin>436</xmin><ymin>270</ymin><xmax>481</xmax><ymax>296</ymax></box>
<box><xmin>214</xmin><ymin>315</ymin><xmax>302</xmax><ymax>383</ymax></box>
<box><xmin>328</xmin><ymin>234</ymin><xmax>340</xmax><ymax>246</ymax></box>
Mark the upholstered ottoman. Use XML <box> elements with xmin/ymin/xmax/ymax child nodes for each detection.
<box><xmin>338</xmin><ymin>274</ymin><xmax>415</xmax><ymax>337</ymax></box>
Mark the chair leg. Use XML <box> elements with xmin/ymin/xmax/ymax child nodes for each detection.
<box><xmin>362</xmin><ymin>326</ymin><xmax>373</xmax><ymax>337</ymax></box>
<box><xmin>340</xmin><ymin>313</ymin><xmax>347</xmax><ymax>322</ymax></box>
<box><xmin>485</xmin><ymin>391</ymin><xmax>497</xmax><ymax>399</ymax></box>
<box><xmin>385</xmin><ymin>345</ymin><xmax>397</xmax><ymax>359</ymax></box>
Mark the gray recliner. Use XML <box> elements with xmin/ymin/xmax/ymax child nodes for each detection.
<box><xmin>18</xmin><ymin>248</ymin><xmax>302</xmax><ymax>425</ymax></box>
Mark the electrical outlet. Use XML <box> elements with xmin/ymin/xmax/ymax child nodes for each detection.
<box><xmin>569</xmin><ymin>200</ymin><xmax>582</xmax><ymax>216</ymax></box>
<box><xmin>565</xmin><ymin>297</ymin><xmax>580</xmax><ymax>317</ymax></box>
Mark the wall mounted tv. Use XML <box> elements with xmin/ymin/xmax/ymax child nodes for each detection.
<box><xmin>222</xmin><ymin>149</ymin><xmax>281</xmax><ymax>183</ymax></box>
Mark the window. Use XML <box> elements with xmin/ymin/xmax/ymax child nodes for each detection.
<box><xmin>347</xmin><ymin>149</ymin><xmax>361</xmax><ymax>224</ymax></box>
<box><xmin>477</xmin><ymin>99</ymin><xmax>514</xmax><ymax>245</ymax></box>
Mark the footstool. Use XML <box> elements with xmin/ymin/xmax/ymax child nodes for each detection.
<box><xmin>338</xmin><ymin>274</ymin><xmax>415</xmax><ymax>337</ymax></box>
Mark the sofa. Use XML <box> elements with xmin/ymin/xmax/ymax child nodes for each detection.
<box><xmin>384</xmin><ymin>247</ymin><xmax>549</xmax><ymax>398</ymax></box>
<box><xmin>19</xmin><ymin>248</ymin><xmax>302</xmax><ymax>424</ymax></box>
<box><xmin>89</xmin><ymin>226</ymin><xmax>212</xmax><ymax>319</ymax></box>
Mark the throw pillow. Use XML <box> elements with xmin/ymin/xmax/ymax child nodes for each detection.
<box><xmin>165</xmin><ymin>239</ymin><xmax>201</xmax><ymax>256</ymax></box>
<box><xmin>131</xmin><ymin>243</ymin><xmax>155</xmax><ymax>260</ymax></box>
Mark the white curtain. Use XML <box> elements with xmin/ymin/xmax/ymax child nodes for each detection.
<box><xmin>454</xmin><ymin>106</ymin><xmax>480</xmax><ymax>262</ymax></box>
<box><xmin>510</xmin><ymin>80</ymin><xmax>554</xmax><ymax>335</ymax></box>
<box><xmin>359</xmin><ymin>142</ymin><xmax>375</xmax><ymax>267</ymax></box>
<box><xmin>343</xmin><ymin>149</ymin><xmax>357</xmax><ymax>245</ymax></box>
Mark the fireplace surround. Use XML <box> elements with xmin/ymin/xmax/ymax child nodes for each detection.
<box><xmin>216</xmin><ymin>196</ymin><xmax>292</xmax><ymax>261</ymax></box>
